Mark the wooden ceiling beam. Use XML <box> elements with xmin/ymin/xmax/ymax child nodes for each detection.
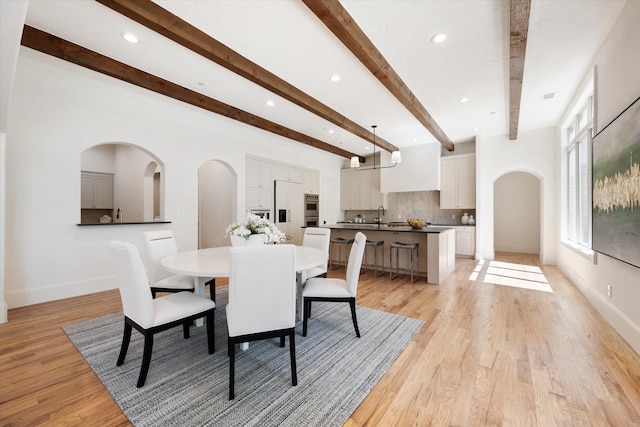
<box><xmin>509</xmin><ymin>0</ymin><xmax>531</xmax><ymax>140</ymax></box>
<box><xmin>20</xmin><ymin>25</ymin><xmax>362</xmax><ymax>161</ymax></box>
<box><xmin>95</xmin><ymin>0</ymin><xmax>398</xmax><ymax>154</ymax></box>
<box><xmin>302</xmin><ymin>0</ymin><xmax>455</xmax><ymax>152</ymax></box>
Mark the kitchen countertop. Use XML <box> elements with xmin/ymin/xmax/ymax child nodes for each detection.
<box><xmin>325</xmin><ymin>223</ymin><xmax>454</xmax><ymax>233</ymax></box>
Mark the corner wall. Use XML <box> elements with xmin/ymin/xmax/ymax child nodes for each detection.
<box><xmin>556</xmin><ymin>0</ymin><xmax>640</xmax><ymax>354</ymax></box>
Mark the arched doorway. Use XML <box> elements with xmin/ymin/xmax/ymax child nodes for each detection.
<box><xmin>493</xmin><ymin>171</ymin><xmax>541</xmax><ymax>255</ymax></box>
<box><xmin>198</xmin><ymin>160</ymin><xmax>237</xmax><ymax>248</ymax></box>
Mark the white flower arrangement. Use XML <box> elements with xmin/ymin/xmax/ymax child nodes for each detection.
<box><xmin>225</xmin><ymin>212</ymin><xmax>287</xmax><ymax>244</ymax></box>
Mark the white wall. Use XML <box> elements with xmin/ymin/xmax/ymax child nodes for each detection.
<box><xmin>556</xmin><ymin>0</ymin><xmax>640</xmax><ymax>355</ymax></box>
<box><xmin>3</xmin><ymin>47</ymin><xmax>342</xmax><ymax>308</ymax></box>
<box><xmin>494</xmin><ymin>171</ymin><xmax>541</xmax><ymax>254</ymax></box>
<box><xmin>476</xmin><ymin>127</ymin><xmax>558</xmax><ymax>265</ymax></box>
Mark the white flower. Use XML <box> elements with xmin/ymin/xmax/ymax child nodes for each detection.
<box><xmin>225</xmin><ymin>212</ymin><xmax>287</xmax><ymax>243</ymax></box>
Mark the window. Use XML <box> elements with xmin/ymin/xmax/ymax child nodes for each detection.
<box><xmin>564</xmin><ymin>96</ymin><xmax>593</xmax><ymax>247</ymax></box>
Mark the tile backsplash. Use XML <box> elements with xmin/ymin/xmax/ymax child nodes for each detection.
<box><xmin>345</xmin><ymin>191</ymin><xmax>475</xmax><ymax>225</ymax></box>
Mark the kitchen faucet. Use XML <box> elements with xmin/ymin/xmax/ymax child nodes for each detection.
<box><xmin>377</xmin><ymin>205</ymin><xmax>385</xmax><ymax>228</ymax></box>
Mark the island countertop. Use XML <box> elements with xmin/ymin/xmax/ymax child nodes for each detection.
<box><xmin>323</xmin><ymin>224</ymin><xmax>454</xmax><ymax>233</ymax></box>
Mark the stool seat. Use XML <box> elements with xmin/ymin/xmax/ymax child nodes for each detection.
<box><xmin>364</xmin><ymin>240</ymin><xmax>385</xmax><ymax>277</ymax></box>
<box><xmin>390</xmin><ymin>241</ymin><xmax>419</xmax><ymax>283</ymax></box>
<box><xmin>330</xmin><ymin>238</ymin><xmax>354</xmax><ymax>270</ymax></box>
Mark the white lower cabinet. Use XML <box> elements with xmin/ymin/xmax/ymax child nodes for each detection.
<box><xmin>455</xmin><ymin>226</ymin><xmax>475</xmax><ymax>257</ymax></box>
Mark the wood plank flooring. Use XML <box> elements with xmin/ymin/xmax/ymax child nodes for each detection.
<box><xmin>1</xmin><ymin>253</ymin><xmax>639</xmax><ymax>426</ymax></box>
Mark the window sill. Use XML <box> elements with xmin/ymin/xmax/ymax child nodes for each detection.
<box><xmin>561</xmin><ymin>240</ymin><xmax>596</xmax><ymax>263</ymax></box>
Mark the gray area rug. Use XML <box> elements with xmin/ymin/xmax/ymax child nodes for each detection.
<box><xmin>63</xmin><ymin>287</ymin><xmax>423</xmax><ymax>426</ymax></box>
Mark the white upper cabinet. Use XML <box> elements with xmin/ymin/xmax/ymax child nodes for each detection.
<box><xmin>246</xmin><ymin>158</ymin><xmax>272</xmax><ymax>188</ymax></box>
<box><xmin>273</xmin><ymin>164</ymin><xmax>303</xmax><ymax>183</ymax></box>
<box><xmin>440</xmin><ymin>154</ymin><xmax>476</xmax><ymax>209</ymax></box>
<box><xmin>246</xmin><ymin>158</ymin><xmax>273</xmax><ymax>209</ymax></box>
<box><xmin>81</xmin><ymin>171</ymin><xmax>114</xmax><ymax>209</ymax></box>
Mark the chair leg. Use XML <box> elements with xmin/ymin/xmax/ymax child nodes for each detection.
<box><xmin>151</xmin><ymin>289</ymin><xmax>157</xmax><ymax>299</ymax></box>
<box><xmin>280</xmin><ymin>336</ymin><xmax>285</xmax><ymax>347</ymax></box>
<box><xmin>349</xmin><ymin>299</ymin><xmax>361</xmax><ymax>338</ymax></box>
<box><xmin>183</xmin><ymin>322</ymin><xmax>190</xmax><ymax>339</ymax></box>
<box><xmin>302</xmin><ymin>298</ymin><xmax>311</xmax><ymax>337</ymax></box>
<box><xmin>207</xmin><ymin>311</ymin><xmax>215</xmax><ymax>354</ymax></box>
<box><xmin>116</xmin><ymin>322</ymin><xmax>132</xmax><ymax>366</ymax></box>
<box><xmin>206</xmin><ymin>278</ymin><xmax>216</xmax><ymax>302</ymax></box>
<box><xmin>289</xmin><ymin>330</ymin><xmax>298</xmax><ymax>386</ymax></box>
<box><xmin>137</xmin><ymin>333</ymin><xmax>154</xmax><ymax>388</ymax></box>
<box><xmin>229</xmin><ymin>338</ymin><xmax>236</xmax><ymax>400</ymax></box>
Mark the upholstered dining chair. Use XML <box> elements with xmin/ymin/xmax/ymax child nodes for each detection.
<box><xmin>302</xmin><ymin>231</ymin><xmax>366</xmax><ymax>338</ymax></box>
<box><xmin>226</xmin><ymin>244</ymin><xmax>297</xmax><ymax>400</ymax></box>
<box><xmin>143</xmin><ymin>230</ymin><xmax>206</xmax><ymax>299</ymax></box>
<box><xmin>300</xmin><ymin>227</ymin><xmax>331</xmax><ymax>283</ymax></box>
<box><xmin>110</xmin><ymin>241</ymin><xmax>216</xmax><ymax>388</ymax></box>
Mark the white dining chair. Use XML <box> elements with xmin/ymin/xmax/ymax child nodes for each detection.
<box><xmin>226</xmin><ymin>244</ymin><xmax>297</xmax><ymax>400</ymax></box>
<box><xmin>302</xmin><ymin>231</ymin><xmax>366</xmax><ymax>338</ymax></box>
<box><xmin>300</xmin><ymin>227</ymin><xmax>331</xmax><ymax>283</ymax></box>
<box><xmin>143</xmin><ymin>230</ymin><xmax>204</xmax><ymax>299</ymax></box>
<box><xmin>110</xmin><ymin>241</ymin><xmax>216</xmax><ymax>388</ymax></box>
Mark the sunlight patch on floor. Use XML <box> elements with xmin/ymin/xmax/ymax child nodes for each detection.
<box><xmin>469</xmin><ymin>259</ymin><xmax>553</xmax><ymax>293</ymax></box>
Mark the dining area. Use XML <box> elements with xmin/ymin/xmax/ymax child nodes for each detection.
<box><xmin>107</xmin><ymin>214</ymin><xmax>372</xmax><ymax>402</ymax></box>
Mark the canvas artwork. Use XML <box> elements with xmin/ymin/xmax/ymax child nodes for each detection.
<box><xmin>592</xmin><ymin>97</ymin><xmax>640</xmax><ymax>269</ymax></box>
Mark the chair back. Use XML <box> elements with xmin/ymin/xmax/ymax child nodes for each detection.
<box><xmin>227</xmin><ymin>245</ymin><xmax>296</xmax><ymax>337</ymax></box>
<box><xmin>345</xmin><ymin>232</ymin><xmax>367</xmax><ymax>297</ymax></box>
<box><xmin>302</xmin><ymin>227</ymin><xmax>331</xmax><ymax>273</ymax></box>
<box><xmin>110</xmin><ymin>241</ymin><xmax>155</xmax><ymax>328</ymax></box>
<box><xmin>143</xmin><ymin>230</ymin><xmax>178</xmax><ymax>285</ymax></box>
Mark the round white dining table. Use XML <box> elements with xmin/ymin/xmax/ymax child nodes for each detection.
<box><xmin>161</xmin><ymin>245</ymin><xmax>327</xmax><ymax>320</ymax></box>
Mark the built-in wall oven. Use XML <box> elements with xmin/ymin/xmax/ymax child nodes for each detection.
<box><xmin>304</xmin><ymin>193</ymin><xmax>319</xmax><ymax>228</ymax></box>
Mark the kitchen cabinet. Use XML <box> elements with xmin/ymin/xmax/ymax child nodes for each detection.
<box><xmin>81</xmin><ymin>171</ymin><xmax>113</xmax><ymax>209</ymax></box>
<box><xmin>273</xmin><ymin>164</ymin><xmax>303</xmax><ymax>183</ymax></box>
<box><xmin>246</xmin><ymin>158</ymin><xmax>273</xmax><ymax>209</ymax></box>
<box><xmin>303</xmin><ymin>169</ymin><xmax>320</xmax><ymax>194</ymax></box>
<box><xmin>340</xmin><ymin>168</ymin><xmax>385</xmax><ymax>210</ymax></box>
<box><xmin>455</xmin><ymin>226</ymin><xmax>476</xmax><ymax>257</ymax></box>
<box><xmin>440</xmin><ymin>154</ymin><xmax>475</xmax><ymax>209</ymax></box>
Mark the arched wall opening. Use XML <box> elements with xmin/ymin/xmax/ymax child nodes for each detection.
<box><xmin>198</xmin><ymin>160</ymin><xmax>237</xmax><ymax>248</ymax></box>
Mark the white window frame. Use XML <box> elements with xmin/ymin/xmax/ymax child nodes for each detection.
<box><xmin>563</xmin><ymin>95</ymin><xmax>593</xmax><ymax>248</ymax></box>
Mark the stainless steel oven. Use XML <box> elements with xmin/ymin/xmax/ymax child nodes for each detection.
<box><xmin>304</xmin><ymin>194</ymin><xmax>319</xmax><ymax>228</ymax></box>
<box><xmin>304</xmin><ymin>216</ymin><xmax>319</xmax><ymax>227</ymax></box>
<box><xmin>304</xmin><ymin>194</ymin><xmax>319</xmax><ymax>217</ymax></box>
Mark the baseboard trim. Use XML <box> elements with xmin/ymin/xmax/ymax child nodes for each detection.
<box><xmin>5</xmin><ymin>276</ymin><xmax>116</xmax><ymax>309</ymax></box>
<box><xmin>558</xmin><ymin>260</ymin><xmax>640</xmax><ymax>356</ymax></box>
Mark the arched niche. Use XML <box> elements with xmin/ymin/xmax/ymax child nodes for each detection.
<box><xmin>80</xmin><ymin>143</ymin><xmax>164</xmax><ymax>224</ymax></box>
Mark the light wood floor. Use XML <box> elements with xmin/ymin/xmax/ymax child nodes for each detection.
<box><xmin>1</xmin><ymin>253</ymin><xmax>639</xmax><ymax>426</ymax></box>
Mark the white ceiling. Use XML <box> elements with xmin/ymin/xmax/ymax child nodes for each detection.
<box><xmin>22</xmin><ymin>0</ymin><xmax>626</xmax><ymax>158</ymax></box>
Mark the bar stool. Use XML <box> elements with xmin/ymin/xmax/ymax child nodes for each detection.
<box><xmin>390</xmin><ymin>241</ymin><xmax>419</xmax><ymax>283</ymax></box>
<box><xmin>330</xmin><ymin>237</ymin><xmax>354</xmax><ymax>270</ymax></box>
<box><xmin>363</xmin><ymin>240</ymin><xmax>385</xmax><ymax>277</ymax></box>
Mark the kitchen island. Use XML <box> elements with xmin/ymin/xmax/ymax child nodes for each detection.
<box><xmin>323</xmin><ymin>224</ymin><xmax>455</xmax><ymax>284</ymax></box>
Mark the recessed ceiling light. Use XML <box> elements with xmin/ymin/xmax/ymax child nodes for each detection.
<box><xmin>330</xmin><ymin>75</ymin><xmax>341</xmax><ymax>82</ymax></box>
<box><xmin>365</xmin><ymin>146</ymin><xmax>370</xmax><ymax>150</ymax></box>
<box><xmin>328</xmin><ymin>129</ymin><xmax>334</xmax><ymax>134</ymax></box>
<box><xmin>121</xmin><ymin>32</ymin><xmax>139</xmax><ymax>43</ymax></box>
<box><xmin>459</xmin><ymin>97</ymin><xmax>469</xmax><ymax>103</ymax></box>
<box><xmin>197</xmin><ymin>82</ymin><xmax>205</xmax><ymax>87</ymax></box>
<box><xmin>473</xmin><ymin>128</ymin><xmax>480</xmax><ymax>132</ymax></box>
<box><xmin>266</xmin><ymin>100</ymin><xmax>275</xmax><ymax>107</ymax></box>
<box><xmin>431</xmin><ymin>33</ymin><xmax>447</xmax><ymax>44</ymax></box>
<box><xmin>543</xmin><ymin>92</ymin><xmax>555</xmax><ymax>100</ymax></box>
